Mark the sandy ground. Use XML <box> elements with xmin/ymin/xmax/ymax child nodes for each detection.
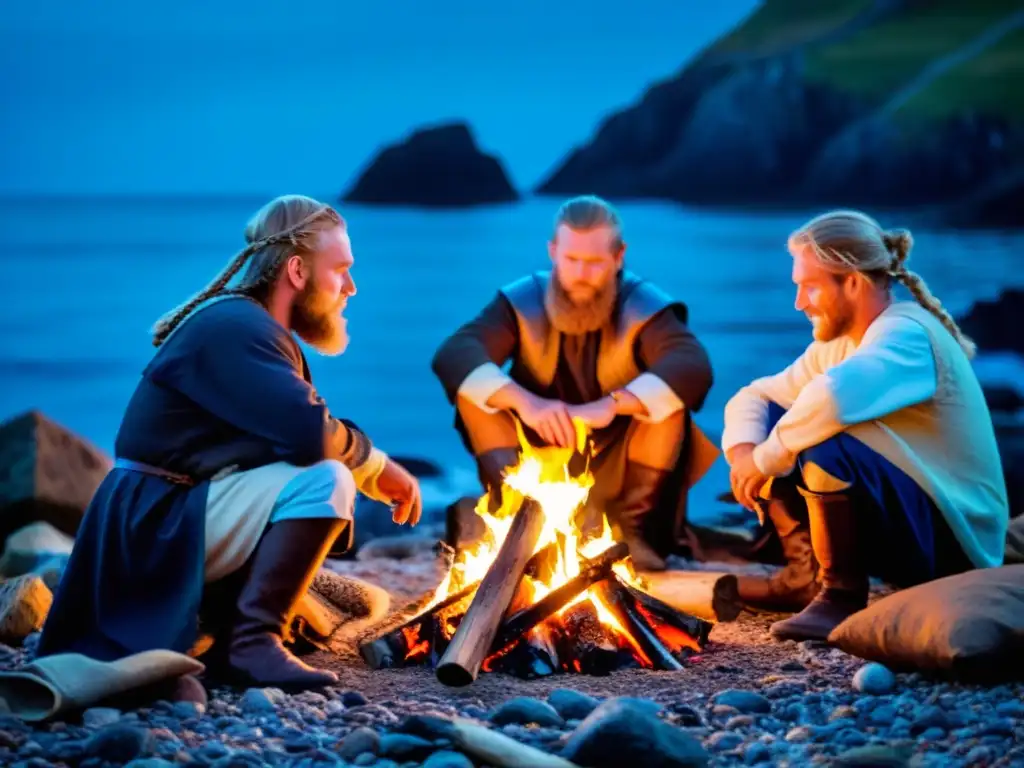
<box><xmin>313</xmin><ymin>549</ymin><xmax>865</xmax><ymax>707</ymax></box>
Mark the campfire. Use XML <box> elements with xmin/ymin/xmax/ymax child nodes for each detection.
<box><xmin>360</xmin><ymin>420</ymin><xmax>716</xmax><ymax>686</ymax></box>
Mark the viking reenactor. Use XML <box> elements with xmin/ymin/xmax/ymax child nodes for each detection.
<box><xmin>432</xmin><ymin>195</ymin><xmax>717</xmax><ymax>571</ymax></box>
<box><xmin>38</xmin><ymin>195</ymin><xmax>422</xmax><ymax>691</ymax></box>
<box><xmin>723</xmin><ymin>209</ymin><xmax>1008</xmax><ymax>640</ymax></box>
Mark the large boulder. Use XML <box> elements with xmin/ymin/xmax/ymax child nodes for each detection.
<box><xmin>957</xmin><ymin>288</ymin><xmax>1024</xmax><ymax>357</ymax></box>
<box><xmin>342</xmin><ymin>122</ymin><xmax>519</xmax><ymax>208</ymax></box>
<box><xmin>0</xmin><ymin>410</ymin><xmax>111</xmax><ymax>545</ymax></box>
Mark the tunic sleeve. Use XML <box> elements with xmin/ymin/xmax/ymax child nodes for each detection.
<box><xmin>431</xmin><ymin>293</ymin><xmax>519</xmax><ymax>406</ymax></box>
<box><xmin>632</xmin><ymin>307</ymin><xmax>714</xmax><ymax>416</ymax></box>
<box><xmin>167</xmin><ymin>304</ymin><xmax>372</xmax><ymax>469</ymax></box>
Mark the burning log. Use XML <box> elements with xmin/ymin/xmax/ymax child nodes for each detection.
<box><xmin>436</xmin><ymin>498</ymin><xmax>545</xmax><ymax>686</ymax></box>
<box><xmin>620</xmin><ymin>577</ymin><xmax>713</xmax><ymax>649</ymax></box>
<box><xmin>488</xmin><ymin>541</ymin><xmax>629</xmax><ymax>656</ymax></box>
<box><xmin>358</xmin><ymin>541</ymin><xmax>558</xmax><ymax>669</ymax></box>
<box><xmin>638</xmin><ymin>570</ymin><xmax>743</xmax><ymax>623</ymax></box>
<box><xmin>593</xmin><ymin>579</ymin><xmax>684</xmax><ymax>671</ymax></box>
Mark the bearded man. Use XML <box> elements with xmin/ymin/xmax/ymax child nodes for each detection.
<box><xmin>37</xmin><ymin>195</ymin><xmax>422</xmax><ymax>691</ymax></box>
<box><xmin>431</xmin><ymin>196</ymin><xmax>716</xmax><ymax>571</ymax></box>
<box><xmin>724</xmin><ymin>209</ymin><xmax>1008</xmax><ymax>641</ymax></box>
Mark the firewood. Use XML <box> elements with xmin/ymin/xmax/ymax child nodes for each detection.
<box><xmin>639</xmin><ymin>569</ymin><xmax>743</xmax><ymax>623</ymax></box>
<box><xmin>436</xmin><ymin>498</ymin><xmax>545</xmax><ymax>686</ymax></box>
<box><xmin>593</xmin><ymin>580</ymin><xmax>683</xmax><ymax>671</ymax></box>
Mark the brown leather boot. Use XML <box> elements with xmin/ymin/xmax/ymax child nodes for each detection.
<box><xmin>737</xmin><ymin>493</ymin><xmax>820</xmax><ymax>611</ymax></box>
<box><xmin>770</xmin><ymin>490</ymin><xmax>869</xmax><ymax>641</ymax></box>
<box><xmin>228</xmin><ymin>518</ymin><xmax>346</xmax><ymax>690</ymax></box>
<box><xmin>617</xmin><ymin>463</ymin><xmax>670</xmax><ymax>572</ymax></box>
<box><xmin>477</xmin><ymin>447</ymin><xmax>520</xmax><ymax>513</ymax></box>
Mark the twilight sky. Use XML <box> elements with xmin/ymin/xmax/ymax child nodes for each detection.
<box><xmin>0</xmin><ymin>1</ymin><xmax>759</xmax><ymax>196</ymax></box>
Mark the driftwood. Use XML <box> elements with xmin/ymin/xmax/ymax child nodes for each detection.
<box><xmin>488</xmin><ymin>541</ymin><xmax>629</xmax><ymax>656</ymax></box>
<box><xmin>593</xmin><ymin>579</ymin><xmax>683</xmax><ymax>671</ymax></box>
<box><xmin>441</xmin><ymin>718</ymin><xmax>579</xmax><ymax>768</ymax></box>
<box><xmin>639</xmin><ymin>569</ymin><xmax>743</xmax><ymax>623</ymax></box>
<box><xmin>436</xmin><ymin>498</ymin><xmax>545</xmax><ymax>686</ymax></box>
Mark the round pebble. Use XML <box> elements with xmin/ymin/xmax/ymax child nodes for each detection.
<box><xmin>851</xmin><ymin>663</ymin><xmax>896</xmax><ymax>695</ymax></box>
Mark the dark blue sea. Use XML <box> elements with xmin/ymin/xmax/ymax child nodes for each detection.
<box><xmin>1</xmin><ymin>195</ymin><xmax>1021</xmax><ymax>525</ymax></box>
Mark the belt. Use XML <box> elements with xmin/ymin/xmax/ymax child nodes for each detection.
<box><xmin>114</xmin><ymin>458</ymin><xmax>195</xmax><ymax>487</ymax></box>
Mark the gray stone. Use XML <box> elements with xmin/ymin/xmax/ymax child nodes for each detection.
<box><xmin>84</xmin><ymin>724</ymin><xmax>154</xmax><ymax>764</ymax></box>
<box><xmin>852</xmin><ymin>663</ymin><xmax>896</xmax><ymax>695</ymax></box>
<box><xmin>561</xmin><ymin>699</ymin><xmax>709</xmax><ymax>767</ymax></box>
<box><xmin>82</xmin><ymin>708</ymin><xmax>121</xmax><ymax>729</ymax></box>
<box><xmin>547</xmin><ymin>689</ymin><xmax>600</xmax><ymax>720</ymax></box>
<box><xmin>713</xmin><ymin>690</ymin><xmax>771</xmax><ymax>714</ymax></box>
<box><xmin>239</xmin><ymin>689</ymin><xmax>276</xmax><ymax>714</ymax></box>
<box><xmin>378</xmin><ymin>733</ymin><xmax>436</xmax><ymax>762</ymax></box>
<box><xmin>338</xmin><ymin>727</ymin><xmax>379</xmax><ymax>760</ymax></box>
<box><xmin>706</xmin><ymin>731</ymin><xmax>743</xmax><ymax>751</ymax></box>
<box><xmin>422</xmin><ymin>751</ymin><xmax>474</xmax><ymax>768</ymax></box>
<box><xmin>488</xmin><ymin>697</ymin><xmax>565</xmax><ymax>728</ymax></box>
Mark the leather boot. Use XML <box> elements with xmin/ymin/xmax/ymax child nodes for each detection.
<box><xmin>770</xmin><ymin>490</ymin><xmax>869</xmax><ymax>641</ymax></box>
<box><xmin>617</xmin><ymin>463</ymin><xmax>670</xmax><ymax>572</ymax></box>
<box><xmin>228</xmin><ymin>518</ymin><xmax>345</xmax><ymax>690</ymax></box>
<box><xmin>478</xmin><ymin>447</ymin><xmax>520</xmax><ymax>513</ymax></box>
<box><xmin>737</xmin><ymin>492</ymin><xmax>820</xmax><ymax>611</ymax></box>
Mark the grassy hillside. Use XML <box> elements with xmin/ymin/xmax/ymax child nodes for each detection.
<box><xmin>893</xmin><ymin>25</ymin><xmax>1024</xmax><ymax>123</ymax></box>
<box><xmin>706</xmin><ymin>0</ymin><xmax>872</xmax><ymax>58</ymax></box>
<box><xmin>801</xmin><ymin>0</ymin><xmax>1023</xmax><ymax>112</ymax></box>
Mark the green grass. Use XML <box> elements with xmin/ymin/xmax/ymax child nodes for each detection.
<box><xmin>892</xmin><ymin>26</ymin><xmax>1024</xmax><ymax>123</ymax></box>
<box><xmin>706</xmin><ymin>0</ymin><xmax>872</xmax><ymax>58</ymax></box>
<box><xmin>802</xmin><ymin>0</ymin><xmax>1022</xmax><ymax>103</ymax></box>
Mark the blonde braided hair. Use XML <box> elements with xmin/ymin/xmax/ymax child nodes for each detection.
<box><xmin>151</xmin><ymin>195</ymin><xmax>344</xmax><ymax>347</ymax></box>
<box><xmin>788</xmin><ymin>210</ymin><xmax>976</xmax><ymax>359</ymax></box>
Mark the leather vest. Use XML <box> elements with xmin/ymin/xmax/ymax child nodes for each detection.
<box><xmin>499</xmin><ymin>270</ymin><xmax>683</xmax><ymax>395</ymax></box>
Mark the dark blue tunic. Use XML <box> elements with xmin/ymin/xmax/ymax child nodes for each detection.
<box><xmin>37</xmin><ymin>296</ymin><xmax>372</xmax><ymax>662</ymax></box>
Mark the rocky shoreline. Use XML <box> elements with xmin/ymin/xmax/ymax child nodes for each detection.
<box><xmin>3</xmin><ymin>580</ymin><xmax>1024</xmax><ymax>767</ymax></box>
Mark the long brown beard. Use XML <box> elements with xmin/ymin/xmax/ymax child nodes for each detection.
<box><xmin>291</xmin><ymin>280</ymin><xmax>349</xmax><ymax>355</ymax></box>
<box><xmin>544</xmin><ymin>272</ymin><xmax>618</xmax><ymax>335</ymax></box>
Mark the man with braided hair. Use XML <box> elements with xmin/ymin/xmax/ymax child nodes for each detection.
<box><xmin>723</xmin><ymin>209</ymin><xmax>1009</xmax><ymax>641</ymax></box>
<box><xmin>38</xmin><ymin>195</ymin><xmax>422</xmax><ymax>691</ymax></box>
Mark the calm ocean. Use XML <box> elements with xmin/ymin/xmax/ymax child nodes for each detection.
<box><xmin>1</xmin><ymin>195</ymin><xmax>1022</xmax><ymax>523</ymax></box>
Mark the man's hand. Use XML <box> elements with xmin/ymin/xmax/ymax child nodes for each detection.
<box><xmin>568</xmin><ymin>397</ymin><xmax>618</xmax><ymax>431</ymax></box>
<box><xmin>375</xmin><ymin>458</ymin><xmax>422</xmax><ymax>526</ymax></box>
<box><xmin>517</xmin><ymin>395</ymin><xmax>576</xmax><ymax>448</ymax></box>
<box><xmin>727</xmin><ymin>443</ymin><xmax>769</xmax><ymax>513</ymax></box>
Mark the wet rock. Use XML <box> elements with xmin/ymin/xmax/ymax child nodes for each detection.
<box><xmin>340</xmin><ymin>691</ymin><xmax>369</xmax><ymax>708</ymax></box>
<box><xmin>422</xmin><ymin>751</ymin><xmax>474</xmax><ymax>768</ymax></box>
<box><xmin>713</xmin><ymin>690</ymin><xmax>771</xmax><ymax>715</ymax></box>
<box><xmin>342</xmin><ymin>122</ymin><xmax>519</xmax><ymax>208</ymax></box>
<box><xmin>488</xmin><ymin>697</ymin><xmax>565</xmax><ymax>727</ymax></box>
<box><xmin>833</xmin><ymin>744</ymin><xmax>912</xmax><ymax>766</ymax></box>
<box><xmin>706</xmin><ymin>731</ymin><xmax>743</xmax><ymax>751</ymax></box>
<box><xmin>82</xmin><ymin>708</ymin><xmax>121</xmax><ymax>729</ymax></box>
<box><xmin>84</xmin><ymin>724</ymin><xmax>153</xmax><ymax>764</ymax></box>
<box><xmin>547</xmin><ymin>689</ymin><xmax>601</xmax><ymax>720</ymax></box>
<box><xmin>338</xmin><ymin>727</ymin><xmax>379</xmax><ymax>760</ymax></box>
<box><xmin>377</xmin><ymin>733</ymin><xmax>436</xmax><ymax>762</ymax></box>
<box><xmin>561</xmin><ymin>699</ymin><xmax>709</xmax><ymax>767</ymax></box>
<box><xmin>239</xmin><ymin>689</ymin><xmax>276</xmax><ymax>714</ymax></box>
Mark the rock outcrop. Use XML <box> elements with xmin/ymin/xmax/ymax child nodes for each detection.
<box><xmin>342</xmin><ymin>122</ymin><xmax>519</xmax><ymax>208</ymax></box>
<box><xmin>957</xmin><ymin>288</ymin><xmax>1024</xmax><ymax>357</ymax></box>
<box><xmin>536</xmin><ymin>0</ymin><xmax>1024</xmax><ymax>225</ymax></box>
<box><xmin>0</xmin><ymin>410</ymin><xmax>111</xmax><ymax>545</ymax></box>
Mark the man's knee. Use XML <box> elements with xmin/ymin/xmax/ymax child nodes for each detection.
<box><xmin>627</xmin><ymin>410</ymin><xmax>685</xmax><ymax>470</ymax></box>
<box><xmin>798</xmin><ymin>436</ymin><xmax>855</xmax><ymax>494</ymax></box>
<box><xmin>277</xmin><ymin>460</ymin><xmax>356</xmax><ymax>519</ymax></box>
<box><xmin>456</xmin><ymin>395</ymin><xmax>518</xmax><ymax>455</ymax></box>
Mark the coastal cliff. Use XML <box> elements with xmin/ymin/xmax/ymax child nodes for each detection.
<box><xmin>536</xmin><ymin>0</ymin><xmax>1024</xmax><ymax>226</ymax></box>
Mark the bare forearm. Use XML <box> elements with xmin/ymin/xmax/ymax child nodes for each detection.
<box><xmin>486</xmin><ymin>380</ymin><xmax>538</xmax><ymax>415</ymax></box>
